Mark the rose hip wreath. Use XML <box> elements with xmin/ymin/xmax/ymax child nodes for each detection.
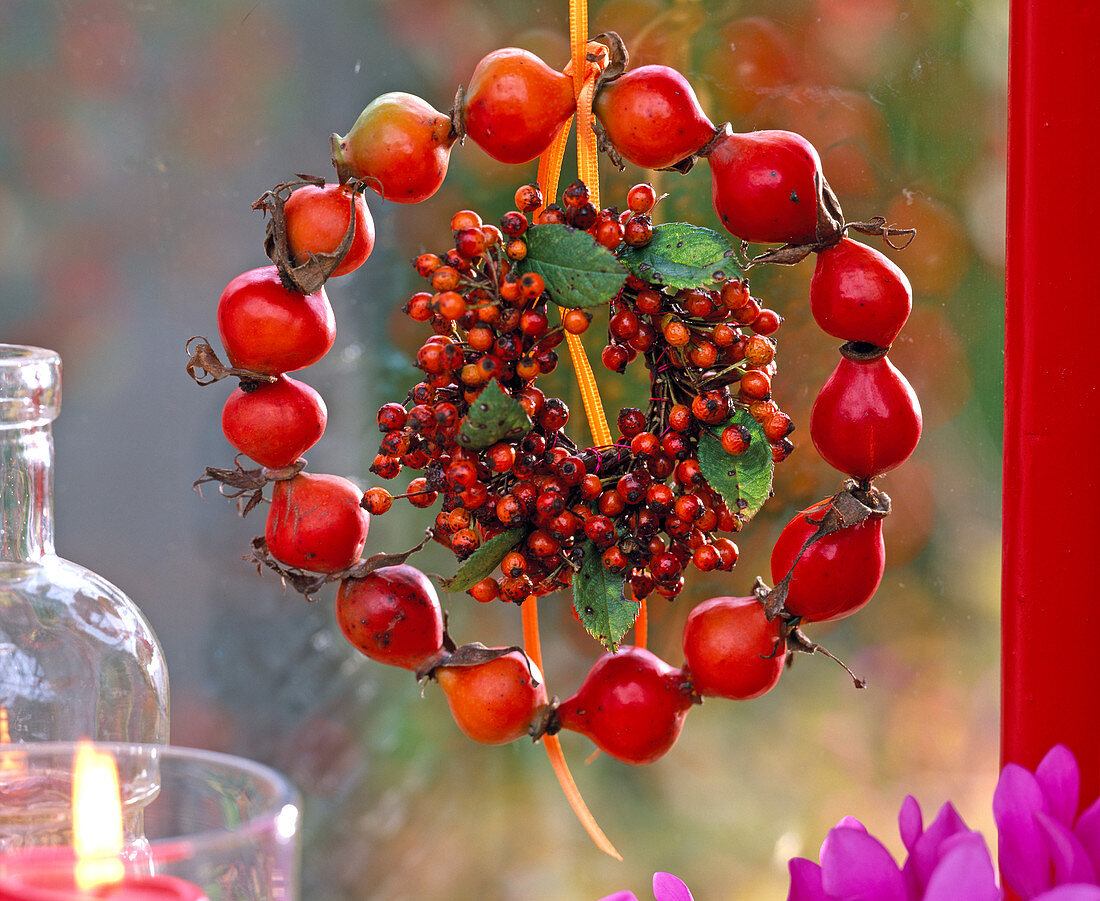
<box><xmin>187</xmin><ymin>36</ymin><xmax>922</xmax><ymax>852</ymax></box>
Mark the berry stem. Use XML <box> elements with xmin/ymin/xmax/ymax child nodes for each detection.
<box><xmin>786</xmin><ymin>626</ymin><xmax>866</xmax><ymax>690</ymax></box>
<box><xmin>184</xmin><ymin>337</ymin><xmax>278</xmax><ymax>388</ymax></box>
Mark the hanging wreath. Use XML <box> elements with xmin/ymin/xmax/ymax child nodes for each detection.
<box><xmin>187</xmin><ymin>28</ymin><xmax>921</xmax><ymax>857</ymax></box>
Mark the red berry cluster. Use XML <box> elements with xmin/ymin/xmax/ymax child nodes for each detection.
<box><xmin>600</xmin><ymin>275</ymin><xmax>791</xmax><ymax>457</ymax></box>
<box><xmin>188</xmin><ymin>33</ymin><xmax>924</xmax><ymax>783</ymax></box>
<box><xmin>363</xmin><ymin>180</ymin><xmax>788</xmax><ymax>611</ymax></box>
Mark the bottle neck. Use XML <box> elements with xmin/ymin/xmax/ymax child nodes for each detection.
<box><xmin>0</xmin><ymin>423</ymin><xmax>55</xmax><ymax>562</ymax></box>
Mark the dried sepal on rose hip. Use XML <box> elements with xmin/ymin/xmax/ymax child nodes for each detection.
<box><xmin>252</xmin><ymin>176</ymin><xmax>377</xmax><ymax>294</ymax></box>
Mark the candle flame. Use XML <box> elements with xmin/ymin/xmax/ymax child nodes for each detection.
<box><xmin>0</xmin><ymin>709</ymin><xmax>25</xmax><ymax>773</ymax></box>
<box><xmin>72</xmin><ymin>740</ymin><xmax>125</xmax><ymax>890</ymax></box>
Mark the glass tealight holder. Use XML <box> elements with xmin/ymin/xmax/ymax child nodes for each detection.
<box><xmin>0</xmin><ymin>742</ymin><xmax>300</xmax><ymax>901</ymax></box>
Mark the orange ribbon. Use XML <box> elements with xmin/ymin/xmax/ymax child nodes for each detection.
<box><xmin>524</xmin><ymin>8</ymin><xmax>627</xmax><ymax>862</ymax></box>
<box><xmin>523</xmin><ymin>3</ymin><xmax>654</xmax><ymax>861</ymax></box>
<box><xmin>564</xmin><ymin>38</ymin><xmax>609</xmax><ymax>211</ymax></box>
<box><xmin>522</xmin><ymin>599</ymin><xmax>621</xmax><ymax>860</ymax></box>
<box><xmin>547</xmin><ymin>38</ymin><xmax>613</xmax><ymax>449</ymax></box>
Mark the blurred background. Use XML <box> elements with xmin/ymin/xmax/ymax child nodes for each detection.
<box><xmin>0</xmin><ymin>0</ymin><xmax>1006</xmax><ymax>898</ymax></box>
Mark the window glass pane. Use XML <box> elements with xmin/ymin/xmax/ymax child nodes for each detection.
<box><xmin>0</xmin><ymin>0</ymin><xmax>1006</xmax><ymax>897</ymax></box>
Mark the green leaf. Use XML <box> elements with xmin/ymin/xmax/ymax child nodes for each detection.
<box><xmin>458</xmin><ymin>380</ymin><xmax>532</xmax><ymax>449</ymax></box>
<box><xmin>697</xmin><ymin>408</ymin><xmax>774</xmax><ymax>525</ymax></box>
<box><xmin>572</xmin><ymin>541</ymin><xmax>639</xmax><ymax>652</ymax></box>
<box><xmin>616</xmin><ymin>222</ymin><xmax>742</xmax><ymax>291</ymax></box>
<box><xmin>441</xmin><ymin>528</ymin><xmax>525</xmax><ymax>592</ymax></box>
<box><xmin>518</xmin><ymin>225</ymin><xmax>628</xmax><ymax>308</ymax></box>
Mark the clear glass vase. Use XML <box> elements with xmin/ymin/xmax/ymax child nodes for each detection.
<box><xmin>0</xmin><ymin>345</ymin><xmax>169</xmax><ymax>745</ymax></box>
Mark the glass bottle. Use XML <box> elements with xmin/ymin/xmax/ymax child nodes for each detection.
<box><xmin>0</xmin><ymin>344</ymin><xmax>169</xmax><ymax>744</ymax></box>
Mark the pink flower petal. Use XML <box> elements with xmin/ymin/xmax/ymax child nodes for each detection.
<box><xmin>1037</xmin><ymin>746</ymin><xmax>1081</xmax><ymax>828</ymax></box>
<box><xmin>787</xmin><ymin>857</ymin><xmax>827</xmax><ymax>901</ymax></box>
<box><xmin>922</xmin><ymin>831</ymin><xmax>1002</xmax><ymax>901</ymax></box>
<box><xmin>1074</xmin><ymin>798</ymin><xmax>1100</xmax><ymax>876</ymax></box>
<box><xmin>652</xmin><ymin>872</ymin><xmax>693</xmax><ymax>901</ymax></box>
<box><xmin>996</xmin><ymin>762</ymin><xmax>1054</xmax><ymax>898</ymax></box>
<box><xmin>902</xmin><ymin>801</ymin><xmax>969</xmax><ymax>897</ymax></box>
<box><xmin>1032</xmin><ymin>887</ymin><xmax>1100</xmax><ymax>901</ymax></box>
<box><xmin>836</xmin><ymin>815</ymin><xmax>868</xmax><ymax>833</ymax></box>
<box><xmin>899</xmin><ymin>795</ymin><xmax>924</xmax><ymax>853</ymax></box>
<box><xmin>819</xmin><ymin>817</ymin><xmax>867</xmax><ymax>864</ymax></box>
<box><xmin>821</xmin><ymin>826</ymin><xmax>907</xmax><ymax>901</ymax></box>
<box><xmin>598</xmin><ymin>893</ymin><xmax>640</xmax><ymax>901</ymax></box>
<box><xmin>1038</xmin><ymin>812</ymin><xmax>1098</xmax><ymax>887</ymax></box>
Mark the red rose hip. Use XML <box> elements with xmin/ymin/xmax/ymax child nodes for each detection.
<box><xmin>336</xmin><ymin>565</ymin><xmax>444</xmax><ymax>670</ymax></box>
<box><xmin>594</xmin><ymin>65</ymin><xmax>715</xmax><ymax>170</ymax></box>
<box><xmin>462</xmin><ymin>48</ymin><xmax>576</xmax><ymax>165</ymax></box>
<box><xmin>221</xmin><ymin>375</ymin><xmax>327</xmax><ymax>469</ymax></box>
<box><xmin>331</xmin><ymin>92</ymin><xmax>456</xmax><ymax>204</ymax></box>
<box><xmin>435</xmin><ymin>649</ymin><xmax>547</xmax><ymax>745</ymax></box>
<box><xmin>217</xmin><ymin>266</ymin><xmax>336</xmax><ymax>375</ymax></box>
<box><xmin>265</xmin><ymin>472</ymin><xmax>369</xmax><ymax>573</ymax></box>
<box><xmin>556</xmin><ymin>646</ymin><xmax>693</xmax><ymax>765</ymax></box>
<box><xmin>682</xmin><ymin>596</ymin><xmax>785</xmax><ymax>699</ymax></box>
<box><xmin>810</xmin><ymin>237</ymin><xmax>912</xmax><ymax>347</ymax></box>
<box><xmin>770</xmin><ymin>496</ymin><xmax>886</xmax><ymax>623</ymax></box>
<box><xmin>706</xmin><ymin>126</ymin><xmax>823</xmax><ymax>245</ymax></box>
<box><xmin>810</xmin><ymin>343</ymin><xmax>922</xmax><ymax>480</ymax></box>
<box><xmin>283</xmin><ymin>183</ymin><xmax>376</xmax><ymax>277</ymax></box>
